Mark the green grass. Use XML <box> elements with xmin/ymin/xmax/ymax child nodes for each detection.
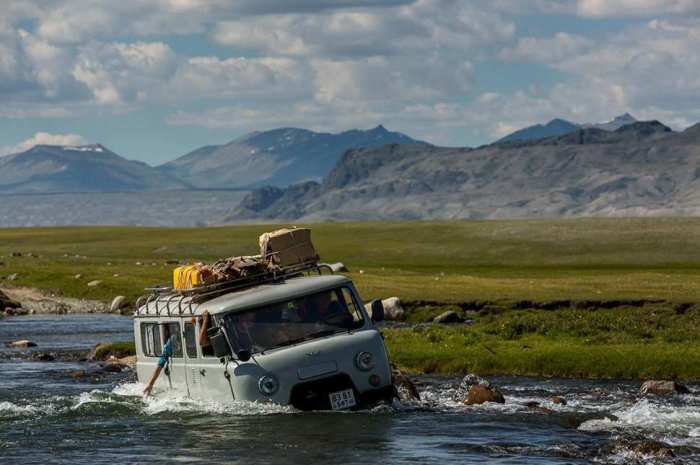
<box><xmin>2</xmin><ymin>218</ymin><xmax>700</xmax><ymax>379</ymax></box>
<box><xmin>384</xmin><ymin>303</ymin><xmax>700</xmax><ymax>379</ymax></box>
<box><xmin>92</xmin><ymin>341</ymin><xmax>136</xmax><ymax>360</ymax></box>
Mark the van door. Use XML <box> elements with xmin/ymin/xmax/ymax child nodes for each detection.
<box><xmin>161</xmin><ymin>321</ymin><xmax>189</xmax><ymax>396</ymax></box>
<box><xmin>182</xmin><ymin>322</ymin><xmax>202</xmax><ymax>398</ymax></box>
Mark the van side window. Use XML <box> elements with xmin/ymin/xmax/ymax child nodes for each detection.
<box><xmin>184</xmin><ymin>323</ymin><xmax>197</xmax><ymax>358</ymax></box>
<box><xmin>341</xmin><ymin>288</ymin><xmax>363</xmax><ymax>323</ymax></box>
<box><xmin>140</xmin><ymin>322</ymin><xmax>162</xmax><ymax>357</ymax></box>
<box><xmin>162</xmin><ymin>322</ymin><xmax>183</xmax><ymax>358</ymax></box>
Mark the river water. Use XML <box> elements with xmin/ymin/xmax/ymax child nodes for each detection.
<box><xmin>1</xmin><ymin>315</ymin><xmax>699</xmax><ymax>465</ymax></box>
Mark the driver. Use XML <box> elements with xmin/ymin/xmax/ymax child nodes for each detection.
<box><xmin>307</xmin><ymin>292</ymin><xmax>353</xmax><ymax>327</ymax></box>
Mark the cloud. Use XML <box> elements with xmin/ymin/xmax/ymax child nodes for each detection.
<box><xmin>499</xmin><ymin>32</ymin><xmax>594</xmax><ymax>63</ymax></box>
<box><xmin>0</xmin><ymin>132</ymin><xmax>86</xmax><ymax>156</ymax></box>
<box><xmin>576</xmin><ymin>0</ymin><xmax>700</xmax><ymax>17</ymax></box>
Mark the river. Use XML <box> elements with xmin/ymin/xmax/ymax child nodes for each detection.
<box><xmin>1</xmin><ymin>315</ymin><xmax>698</xmax><ymax>464</ymax></box>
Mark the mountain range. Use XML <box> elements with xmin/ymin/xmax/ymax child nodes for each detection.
<box><xmin>225</xmin><ymin>121</ymin><xmax>700</xmax><ymax>222</ymax></box>
<box><xmin>0</xmin><ymin>126</ymin><xmax>423</xmax><ymax>194</ymax></box>
<box><xmin>158</xmin><ymin>125</ymin><xmax>424</xmax><ymax>189</ymax></box>
<box><xmin>496</xmin><ymin>113</ymin><xmax>639</xmax><ymax>143</ymax></box>
<box><xmin>0</xmin><ymin>144</ymin><xmax>185</xmax><ymax>194</ymax></box>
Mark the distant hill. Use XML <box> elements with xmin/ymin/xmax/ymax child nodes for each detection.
<box><xmin>158</xmin><ymin>125</ymin><xmax>426</xmax><ymax>189</ymax></box>
<box><xmin>0</xmin><ymin>144</ymin><xmax>186</xmax><ymax>194</ymax></box>
<box><xmin>224</xmin><ymin>120</ymin><xmax>700</xmax><ymax>222</ymax></box>
<box><xmin>496</xmin><ymin>113</ymin><xmax>640</xmax><ymax>144</ymax></box>
<box><xmin>497</xmin><ymin>118</ymin><xmax>579</xmax><ymax>143</ymax></box>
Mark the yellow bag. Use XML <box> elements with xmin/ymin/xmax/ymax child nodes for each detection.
<box><xmin>173</xmin><ymin>264</ymin><xmax>210</xmax><ymax>290</ymax></box>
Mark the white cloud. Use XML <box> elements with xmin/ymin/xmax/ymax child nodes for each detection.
<box><xmin>577</xmin><ymin>0</ymin><xmax>700</xmax><ymax>17</ymax></box>
<box><xmin>1</xmin><ymin>132</ymin><xmax>86</xmax><ymax>156</ymax></box>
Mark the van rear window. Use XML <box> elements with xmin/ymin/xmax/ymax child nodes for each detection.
<box><xmin>140</xmin><ymin>323</ymin><xmax>162</xmax><ymax>357</ymax></box>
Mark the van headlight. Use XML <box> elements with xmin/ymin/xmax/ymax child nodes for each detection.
<box><xmin>355</xmin><ymin>351</ymin><xmax>375</xmax><ymax>371</ymax></box>
<box><xmin>258</xmin><ymin>375</ymin><xmax>279</xmax><ymax>396</ymax></box>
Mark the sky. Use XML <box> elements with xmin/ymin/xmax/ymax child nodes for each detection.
<box><xmin>1</xmin><ymin>0</ymin><xmax>699</xmax><ymax>164</ymax></box>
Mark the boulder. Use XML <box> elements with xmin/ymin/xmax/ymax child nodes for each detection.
<box><xmin>0</xmin><ymin>290</ymin><xmax>21</xmax><ymax>309</ymax></box>
<box><xmin>329</xmin><ymin>262</ymin><xmax>349</xmax><ymax>272</ymax></box>
<box><xmin>5</xmin><ymin>340</ymin><xmax>37</xmax><ymax>348</ymax></box>
<box><xmin>4</xmin><ymin>307</ymin><xmax>28</xmax><ymax>317</ymax></box>
<box><xmin>630</xmin><ymin>441</ymin><xmax>674</xmax><ymax>458</ymax></box>
<box><xmin>33</xmin><ymin>352</ymin><xmax>56</xmax><ymax>362</ymax></box>
<box><xmin>465</xmin><ymin>385</ymin><xmax>505</xmax><ymax>405</ymax></box>
<box><xmin>640</xmin><ymin>380</ymin><xmax>690</xmax><ymax>397</ymax></box>
<box><xmin>460</xmin><ymin>373</ymin><xmax>492</xmax><ymax>390</ymax></box>
<box><xmin>392</xmin><ymin>366</ymin><xmax>420</xmax><ymax>402</ymax></box>
<box><xmin>381</xmin><ymin>297</ymin><xmax>405</xmax><ymax>321</ymax></box>
<box><xmin>6</xmin><ymin>273</ymin><xmax>18</xmax><ymax>281</ymax></box>
<box><xmin>74</xmin><ymin>274</ymin><xmax>82</xmax><ymax>279</ymax></box>
<box><xmin>87</xmin><ymin>280</ymin><xmax>102</xmax><ymax>287</ymax></box>
<box><xmin>433</xmin><ymin>310</ymin><xmax>464</xmax><ymax>324</ymax></box>
<box><xmin>110</xmin><ymin>296</ymin><xmax>126</xmax><ymax>313</ymax></box>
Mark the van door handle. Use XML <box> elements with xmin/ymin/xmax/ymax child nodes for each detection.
<box><xmin>200</xmin><ymin>369</ymin><xmax>206</xmax><ymax>376</ymax></box>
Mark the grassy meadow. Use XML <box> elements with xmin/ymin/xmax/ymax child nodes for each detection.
<box><xmin>2</xmin><ymin>218</ymin><xmax>700</xmax><ymax>379</ymax></box>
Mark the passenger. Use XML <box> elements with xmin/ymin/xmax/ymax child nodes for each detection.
<box><xmin>235</xmin><ymin>312</ymin><xmax>257</xmax><ymax>352</ymax></box>
<box><xmin>143</xmin><ymin>335</ymin><xmax>174</xmax><ymax>396</ymax></box>
<box><xmin>198</xmin><ymin>310</ymin><xmax>213</xmax><ymax>355</ymax></box>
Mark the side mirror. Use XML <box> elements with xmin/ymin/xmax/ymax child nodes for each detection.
<box><xmin>370</xmin><ymin>299</ymin><xmax>385</xmax><ymax>323</ymax></box>
<box><xmin>207</xmin><ymin>327</ymin><xmax>232</xmax><ymax>358</ymax></box>
<box><xmin>237</xmin><ymin>350</ymin><xmax>252</xmax><ymax>362</ymax></box>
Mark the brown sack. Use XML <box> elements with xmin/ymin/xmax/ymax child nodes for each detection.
<box><xmin>259</xmin><ymin>228</ymin><xmax>319</xmax><ymax>268</ymax></box>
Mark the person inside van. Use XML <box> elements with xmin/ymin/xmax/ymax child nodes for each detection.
<box><xmin>308</xmin><ymin>291</ymin><xmax>353</xmax><ymax>328</ymax></box>
<box><xmin>196</xmin><ymin>310</ymin><xmax>214</xmax><ymax>356</ymax></box>
<box><xmin>143</xmin><ymin>335</ymin><xmax>174</xmax><ymax>396</ymax></box>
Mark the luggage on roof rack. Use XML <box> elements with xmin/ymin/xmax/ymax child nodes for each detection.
<box><xmin>260</xmin><ymin>228</ymin><xmax>319</xmax><ymax>268</ymax></box>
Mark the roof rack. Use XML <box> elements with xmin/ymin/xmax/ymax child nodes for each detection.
<box><xmin>134</xmin><ymin>261</ymin><xmax>334</xmax><ymax>318</ymax></box>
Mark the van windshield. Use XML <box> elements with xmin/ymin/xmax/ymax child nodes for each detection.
<box><xmin>222</xmin><ymin>287</ymin><xmax>364</xmax><ymax>354</ymax></box>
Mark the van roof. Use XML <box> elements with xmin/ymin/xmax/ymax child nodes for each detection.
<box><xmin>195</xmin><ymin>274</ymin><xmax>353</xmax><ymax>316</ymax></box>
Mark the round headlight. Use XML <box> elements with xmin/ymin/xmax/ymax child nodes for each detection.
<box><xmin>355</xmin><ymin>351</ymin><xmax>375</xmax><ymax>371</ymax></box>
<box><xmin>258</xmin><ymin>375</ymin><xmax>279</xmax><ymax>396</ymax></box>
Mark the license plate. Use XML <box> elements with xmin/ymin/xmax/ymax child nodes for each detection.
<box><xmin>329</xmin><ymin>389</ymin><xmax>356</xmax><ymax>410</ymax></box>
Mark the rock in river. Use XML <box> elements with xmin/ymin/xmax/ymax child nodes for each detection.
<box><xmin>465</xmin><ymin>385</ymin><xmax>505</xmax><ymax>405</ymax></box>
<box><xmin>5</xmin><ymin>340</ymin><xmax>38</xmax><ymax>348</ymax></box>
<box><xmin>640</xmin><ymin>380</ymin><xmax>689</xmax><ymax>397</ymax></box>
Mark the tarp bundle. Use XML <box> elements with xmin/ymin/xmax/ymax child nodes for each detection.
<box><xmin>172</xmin><ymin>227</ymin><xmax>318</xmax><ymax>291</ymax></box>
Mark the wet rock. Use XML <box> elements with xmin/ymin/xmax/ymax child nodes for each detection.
<box><xmin>392</xmin><ymin>367</ymin><xmax>420</xmax><ymax>402</ymax></box>
<box><xmin>329</xmin><ymin>262</ymin><xmax>349</xmax><ymax>272</ymax></box>
<box><xmin>100</xmin><ymin>363</ymin><xmax>124</xmax><ymax>373</ymax></box>
<box><xmin>87</xmin><ymin>280</ymin><xmax>102</xmax><ymax>287</ymax></box>
<box><xmin>433</xmin><ymin>310</ymin><xmax>464</xmax><ymax>324</ymax></box>
<box><xmin>110</xmin><ymin>295</ymin><xmax>126</xmax><ymax>313</ymax></box>
<box><xmin>549</xmin><ymin>395</ymin><xmax>567</xmax><ymax>405</ymax></box>
<box><xmin>381</xmin><ymin>297</ymin><xmax>405</xmax><ymax>321</ymax></box>
<box><xmin>640</xmin><ymin>380</ymin><xmax>690</xmax><ymax>397</ymax></box>
<box><xmin>33</xmin><ymin>352</ymin><xmax>56</xmax><ymax>362</ymax></box>
<box><xmin>460</xmin><ymin>373</ymin><xmax>492</xmax><ymax>391</ymax></box>
<box><xmin>465</xmin><ymin>385</ymin><xmax>505</xmax><ymax>405</ymax></box>
<box><xmin>630</xmin><ymin>441</ymin><xmax>675</xmax><ymax>458</ymax></box>
<box><xmin>524</xmin><ymin>401</ymin><xmax>556</xmax><ymax>414</ymax></box>
<box><xmin>4</xmin><ymin>307</ymin><xmax>29</xmax><ymax>317</ymax></box>
<box><xmin>5</xmin><ymin>340</ymin><xmax>38</xmax><ymax>348</ymax></box>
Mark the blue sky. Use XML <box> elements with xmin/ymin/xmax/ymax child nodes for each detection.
<box><xmin>1</xmin><ymin>0</ymin><xmax>699</xmax><ymax>164</ymax></box>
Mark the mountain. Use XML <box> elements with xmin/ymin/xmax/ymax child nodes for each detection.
<box><xmin>223</xmin><ymin>120</ymin><xmax>700</xmax><ymax>222</ymax></box>
<box><xmin>583</xmin><ymin>113</ymin><xmax>638</xmax><ymax>131</ymax></box>
<box><xmin>0</xmin><ymin>144</ymin><xmax>186</xmax><ymax>194</ymax></box>
<box><xmin>496</xmin><ymin>113</ymin><xmax>640</xmax><ymax>144</ymax></box>
<box><xmin>159</xmin><ymin>125</ymin><xmax>426</xmax><ymax>189</ymax></box>
<box><xmin>497</xmin><ymin>118</ymin><xmax>579</xmax><ymax>143</ymax></box>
